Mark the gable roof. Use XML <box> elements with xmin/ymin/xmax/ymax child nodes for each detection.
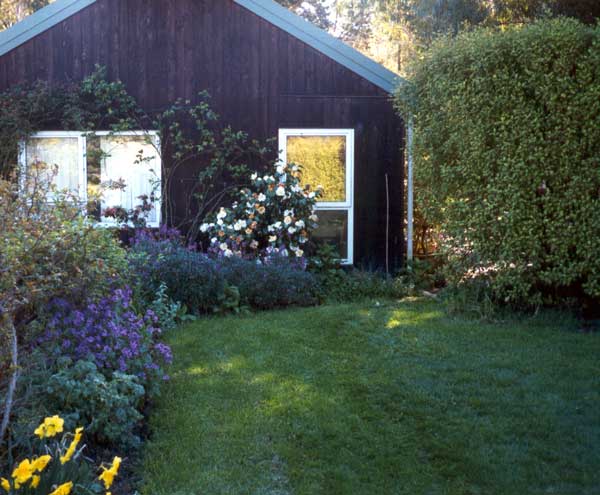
<box><xmin>0</xmin><ymin>0</ymin><xmax>402</xmax><ymax>93</ymax></box>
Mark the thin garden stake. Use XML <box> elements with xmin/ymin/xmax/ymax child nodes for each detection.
<box><xmin>385</xmin><ymin>173</ymin><xmax>390</xmax><ymax>276</ymax></box>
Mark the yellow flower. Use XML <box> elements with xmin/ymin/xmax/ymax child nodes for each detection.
<box><xmin>32</xmin><ymin>454</ymin><xmax>52</xmax><ymax>472</ymax></box>
<box><xmin>34</xmin><ymin>415</ymin><xmax>64</xmax><ymax>439</ymax></box>
<box><xmin>30</xmin><ymin>475</ymin><xmax>41</xmax><ymax>488</ymax></box>
<box><xmin>48</xmin><ymin>481</ymin><xmax>73</xmax><ymax>495</ymax></box>
<box><xmin>12</xmin><ymin>458</ymin><xmax>34</xmax><ymax>486</ymax></box>
<box><xmin>60</xmin><ymin>427</ymin><xmax>83</xmax><ymax>464</ymax></box>
<box><xmin>1</xmin><ymin>478</ymin><xmax>10</xmax><ymax>493</ymax></box>
<box><xmin>98</xmin><ymin>456</ymin><xmax>121</xmax><ymax>489</ymax></box>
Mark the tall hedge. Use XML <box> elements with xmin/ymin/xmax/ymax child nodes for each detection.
<box><xmin>397</xmin><ymin>18</ymin><xmax>600</xmax><ymax>308</ymax></box>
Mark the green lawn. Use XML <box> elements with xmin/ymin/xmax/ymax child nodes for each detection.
<box><xmin>141</xmin><ymin>299</ymin><xmax>600</xmax><ymax>495</ymax></box>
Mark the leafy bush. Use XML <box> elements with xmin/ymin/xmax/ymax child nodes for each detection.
<box><xmin>200</xmin><ymin>161</ymin><xmax>321</xmax><ymax>260</ymax></box>
<box><xmin>39</xmin><ymin>287</ymin><xmax>172</xmax><ymax>395</ymax></box>
<box><xmin>130</xmin><ymin>229</ymin><xmax>320</xmax><ymax>312</ymax></box>
<box><xmin>149</xmin><ymin>283</ymin><xmax>190</xmax><ymax>331</ymax></box>
<box><xmin>311</xmin><ymin>245</ymin><xmax>409</xmax><ymax>302</ymax></box>
<box><xmin>397</xmin><ymin>18</ymin><xmax>600</xmax><ymax>309</ymax></box>
<box><xmin>220</xmin><ymin>257</ymin><xmax>320</xmax><ymax>310</ymax></box>
<box><xmin>46</xmin><ymin>360</ymin><xmax>145</xmax><ymax>449</ymax></box>
<box><xmin>0</xmin><ymin>170</ymin><xmax>131</xmax><ymax>446</ymax></box>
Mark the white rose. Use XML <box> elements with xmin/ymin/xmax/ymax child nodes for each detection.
<box><xmin>219</xmin><ymin>243</ymin><xmax>228</xmax><ymax>251</ymax></box>
<box><xmin>217</xmin><ymin>218</ymin><xmax>224</xmax><ymax>226</ymax></box>
<box><xmin>211</xmin><ymin>237</ymin><xmax>217</xmax><ymax>244</ymax></box>
<box><xmin>251</xmin><ymin>173</ymin><xmax>258</xmax><ymax>180</ymax></box>
<box><xmin>217</xmin><ymin>208</ymin><xmax>227</xmax><ymax>219</ymax></box>
<box><xmin>224</xmin><ymin>249</ymin><xmax>233</xmax><ymax>257</ymax></box>
<box><xmin>276</xmin><ymin>164</ymin><xmax>285</xmax><ymax>174</ymax></box>
<box><xmin>284</xmin><ymin>216</ymin><xmax>292</xmax><ymax>225</ymax></box>
<box><xmin>269</xmin><ymin>235</ymin><xmax>277</xmax><ymax>242</ymax></box>
<box><xmin>274</xmin><ymin>221</ymin><xmax>282</xmax><ymax>229</ymax></box>
<box><xmin>276</xmin><ymin>185</ymin><xmax>285</xmax><ymax>197</ymax></box>
<box><xmin>258</xmin><ymin>193</ymin><xmax>266</xmax><ymax>202</ymax></box>
<box><xmin>200</xmin><ymin>223</ymin><xmax>209</xmax><ymax>233</ymax></box>
<box><xmin>295</xmin><ymin>220</ymin><xmax>305</xmax><ymax>228</ymax></box>
<box><xmin>288</xmin><ymin>226</ymin><xmax>297</xmax><ymax>234</ymax></box>
<box><xmin>295</xmin><ymin>249</ymin><xmax>304</xmax><ymax>257</ymax></box>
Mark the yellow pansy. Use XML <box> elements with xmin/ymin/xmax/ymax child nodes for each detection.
<box><xmin>48</xmin><ymin>481</ymin><xmax>73</xmax><ymax>495</ymax></box>
<box><xmin>32</xmin><ymin>454</ymin><xmax>52</xmax><ymax>472</ymax></box>
<box><xmin>11</xmin><ymin>458</ymin><xmax>34</xmax><ymax>486</ymax></box>
<box><xmin>98</xmin><ymin>456</ymin><xmax>121</xmax><ymax>489</ymax></box>
<box><xmin>60</xmin><ymin>427</ymin><xmax>84</xmax><ymax>464</ymax></box>
<box><xmin>1</xmin><ymin>478</ymin><xmax>10</xmax><ymax>493</ymax></box>
<box><xmin>34</xmin><ymin>415</ymin><xmax>64</xmax><ymax>439</ymax></box>
<box><xmin>30</xmin><ymin>474</ymin><xmax>41</xmax><ymax>488</ymax></box>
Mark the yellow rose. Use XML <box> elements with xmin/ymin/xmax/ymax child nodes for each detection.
<box><xmin>1</xmin><ymin>477</ymin><xmax>10</xmax><ymax>493</ymax></box>
<box><xmin>49</xmin><ymin>481</ymin><xmax>73</xmax><ymax>495</ymax></box>
<box><xmin>12</xmin><ymin>459</ymin><xmax>34</xmax><ymax>486</ymax></box>
<box><xmin>98</xmin><ymin>456</ymin><xmax>122</xmax><ymax>489</ymax></box>
<box><xmin>34</xmin><ymin>415</ymin><xmax>64</xmax><ymax>439</ymax></box>
<box><xmin>60</xmin><ymin>427</ymin><xmax>83</xmax><ymax>464</ymax></box>
<box><xmin>31</xmin><ymin>475</ymin><xmax>41</xmax><ymax>488</ymax></box>
<box><xmin>32</xmin><ymin>454</ymin><xmax>52</xmax><ymax>472</ymax></box>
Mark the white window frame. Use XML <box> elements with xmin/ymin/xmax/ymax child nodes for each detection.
<box><xmin>19</xmin><ymin>130</ymin><xmax>162</xmax><ymax>228</ymax></box>
<box><xmin>18</xmin><ymin>131</ymin><xmax>87</xmax><ymax>204</ymax></box>
<box><xmin>278</xmin><ymin>128</ymin><xmax>354</xmax><ymax>264</ymax></box>
<box><xmin>89</xmin><ymin>130</ymin><xmax>162</xmax><ymax>228</ymax></box>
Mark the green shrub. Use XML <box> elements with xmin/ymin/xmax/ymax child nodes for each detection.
<box><xmin>220</xmin><ymin>257</ymin><xmax>320</xmax><ymax>310</ymax></box>
<box><xmin>45</xmin><ymin>359</ymin><xmax>145</xmax><ymax>448</ymax></box>
<box><xmin>130</xmin><ymin>229</ymin><xmax>320</xmax><ymax>313</ymax></box>
<box><xmin>397</xmin><ymin>18</ymin><xmax>600</xmax><ymax>309</ymax></box>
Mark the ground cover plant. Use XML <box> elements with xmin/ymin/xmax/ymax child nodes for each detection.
<box><xmin>397</xmin><ymin>18</ymin><xmax>600</xmax><ymax>312</ymax></box>
<box><xmin>141</xmin><ymin>298</ymin><xmax>600</xmax><ymax>495</ymax></box>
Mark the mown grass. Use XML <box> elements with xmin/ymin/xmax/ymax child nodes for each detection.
<box><xmin>141</xmin><ymin>298</ymin><xmax>600</xmax><ymax>495</ymax></box>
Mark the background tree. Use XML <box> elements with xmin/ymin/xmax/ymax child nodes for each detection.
<box><xmin>276</xmin><ymin>0</ymin><xmax>332</xmax><ymax>30</ymax></box>
<box><xmin>0</xmin><ymin>0</ymin><xmax>52</xmax><ymax>30</ymax></box>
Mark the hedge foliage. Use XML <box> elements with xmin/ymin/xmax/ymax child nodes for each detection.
<box><xmin>397</xmin><ymin>18</ymin><xmax>600</xmax><ymax>307</ymax></box>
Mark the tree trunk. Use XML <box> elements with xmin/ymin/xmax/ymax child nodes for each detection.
<box><xmin>0</xmin><ymin>314</ymin><xmax>18</xmax><ymax>445</ymax></box>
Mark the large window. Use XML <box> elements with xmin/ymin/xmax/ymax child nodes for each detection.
<box><xmin>279</xmin><ymin>128</ymin><xmax>354</xmax><ymax>264</ymax></box>
<box><xmin>19</xmin><ymin>131</ymin><xmax>161</xmax><ymax>227</ymax></box>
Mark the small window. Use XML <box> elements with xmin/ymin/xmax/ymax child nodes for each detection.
<box><xmin>19</xmin><ymin>131</ymin><xmax>161</xmax><ymax>227</ymax></box>
<box><xmin>88</xmin><ymin>132</ymin><xmax>161</xmax><ymax>227</ymax></box>
<box><xmin>279</xmin><ymin>129</ymin><xmax>354</xmax><ymax>264</ymax></box>
<box><xmin>19</xmin><ymin>131</ymin><xmax>86</xmax><ymax>202</ymax></box>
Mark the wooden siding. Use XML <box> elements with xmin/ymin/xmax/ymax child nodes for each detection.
<box><xmin>0</xmin><ymin>0</ymin><xmax>405</xmax><ymax>269</ymax></box>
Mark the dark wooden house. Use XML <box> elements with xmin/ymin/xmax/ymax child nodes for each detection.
<box><xmin>0</xmin><ymin>0</ymin><xmax>405</xmax><ymax>268</ymax></box>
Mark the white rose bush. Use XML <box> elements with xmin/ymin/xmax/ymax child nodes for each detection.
<box><xmin>200</xmin><ymin>162</ymin><xmax>322</xmax><ymax>262</ymax></box>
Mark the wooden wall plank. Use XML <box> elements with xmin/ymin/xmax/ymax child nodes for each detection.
<box><xmin>0</xmin><ymin>0</ymin><xmax>405</xmax><ymax>268</ymax></box>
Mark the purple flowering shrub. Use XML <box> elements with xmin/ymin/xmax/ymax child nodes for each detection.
<box><xmin>41</xmin><ymin>287</ymin><xmax>172</xmax><ymax>396</ymax></box>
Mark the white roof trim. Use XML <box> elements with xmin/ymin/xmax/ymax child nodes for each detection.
<box><xmin>0</xmin><ymin>0</ymin><xmax>96</xmax><ymax>57</ymax></box>
<box><xmin>0</xmin><ymin>0</ymin><xmax>402</xmax><ymax>93</ymax></box>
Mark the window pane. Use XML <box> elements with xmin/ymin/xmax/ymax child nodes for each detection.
<box><xmin>90</xmin><ymin>135</ymin><xmax>160</xmax><ymax>225</ymax></box>
<box><xmin>25</xmin><ymin>137</ymin><xmax>80</xmax><ymax>196</ymax></box>
<box><xmin>313</xmin><ymin>209</ymin><xmax>349</xmax><ymax>260</ymax></box>
<box><xmin>286</xmin><ymin>135</ymin><xmax>346</xmax><ymax>202</ymax></box>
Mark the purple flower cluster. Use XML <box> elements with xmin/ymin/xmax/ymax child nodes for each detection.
<box><xmin>41</xmin><ymin>286</ymin><xmax>173</xmax><ymax>386</ymax></box>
